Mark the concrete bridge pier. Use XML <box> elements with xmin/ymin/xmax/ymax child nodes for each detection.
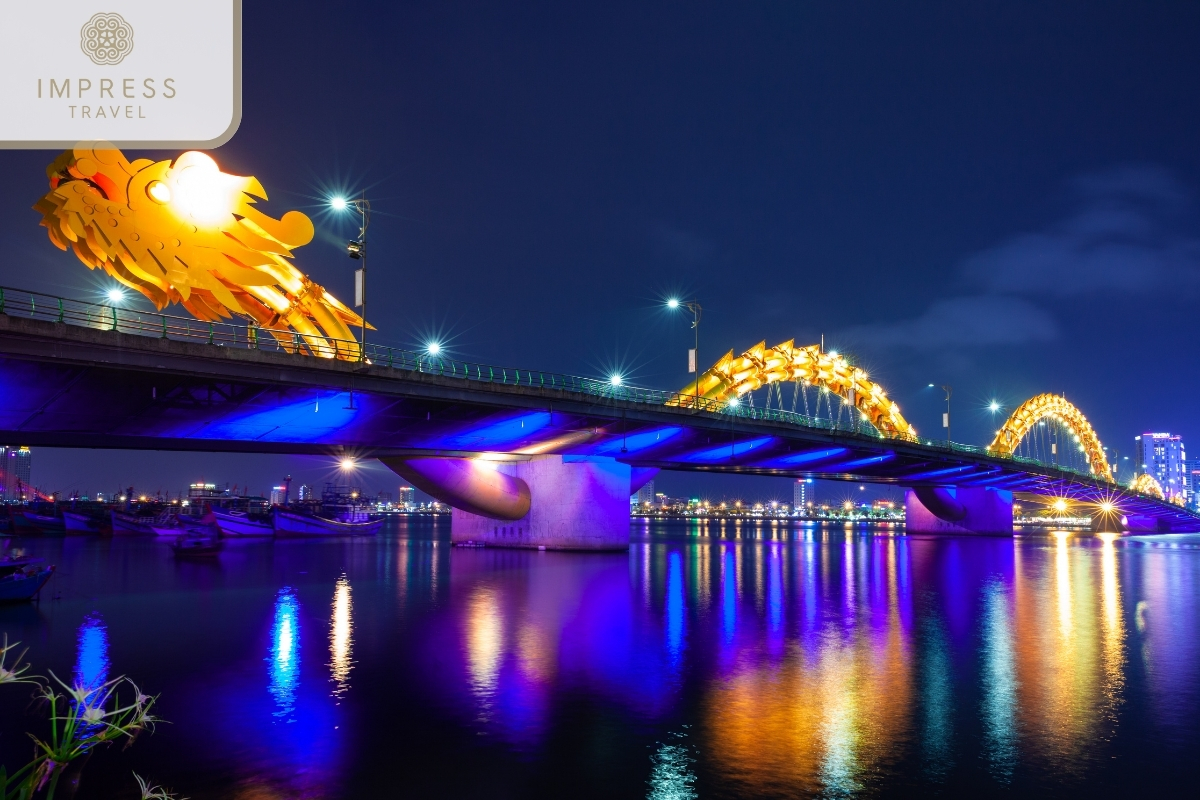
<box><xmin>905</xmin><ymin>486</ymin><xmax>1014</xmax><ymax>536</ymax></box>
<box><xmin>382</xmin><ymin>455</ymin><xmax>633</xmax><ymax>551</ymax></box>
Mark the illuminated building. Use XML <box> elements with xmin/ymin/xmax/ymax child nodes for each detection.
<box><xmin>398</xmin><ymin>485</ymin><xmax>415</xmax><ymax>508</ymax></box>
<box><xmin>634</xmin><ymin>478</ymin><xmax>656</xmax><ymax>506</ymax></box>
<box><xmin>0</xmin><ymin>446</ymin><xmax>32</xmax><ymax>501</ymax></box>
<box><xmin>1136</xmin><ymin>433</ymin><xmax>1186</xmax><ymax>502</ymax></box>
<box><xmin>793</xmin><ymin>478</ymin><xmax>812</xmax><ymax>512</ymax></box>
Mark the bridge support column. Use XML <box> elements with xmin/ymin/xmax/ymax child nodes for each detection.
<box><xmin>905</xmin><ymin>486</ymin><xmax>1013</xmax><ymax>536</ymax></box>
<box><xmin>451</xmin><ymin>456</ymin><xmax>631</xmax><ymax>551</ymax></box>
<box><xmin>383</xmin><ymin>455</ymin><xmax>631</xmax><ymax>551</ymax></box>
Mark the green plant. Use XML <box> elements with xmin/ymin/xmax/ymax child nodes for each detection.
<box><xmin>0</xmin><ymin>635</ymin><xmax>180</xmax><ymax>800</ymax></box>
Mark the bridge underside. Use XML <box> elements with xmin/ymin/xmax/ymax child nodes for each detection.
<box><xmin>0</xmin><ymin>314</ymin><xmax>1196</xmax><ymax>534</ymax></box>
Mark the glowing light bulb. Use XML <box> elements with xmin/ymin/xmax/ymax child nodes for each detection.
<box><xmin>426</xmin><ymin>342</ymin><xmax>441</xmax><ymax>356</ymax></box>
<box><xmin>330</xmin><ymin>196</ymin><xmax>348</xmax><ymax>211</ymax></box>
<box><xmin>609</xmin><ymin>374</ymin><xmax>623</xmax><ymax>387</ymax></box>
<box><xmin>340</xmin><ymin>457</ymin><xmax>356</xmax><ymax>470</ymax></box>
<box><xmin>106</xmin><ymin>288</ymin><xmax>125</xmax><ymax>303</ymax></box>
<box><xmin>667</xmin><ymin>298</ymin><xmax>680</xmax><ymax>308</ymax></box>
<box><xmin>146</xmin><ymin>180</ymin><xmax>171</xmax><ymax>204</ymax></box>
<box><xmin>989</xmin><ymin>401</ymin><xmax>1000</xmax><ymax>412</ymax></box>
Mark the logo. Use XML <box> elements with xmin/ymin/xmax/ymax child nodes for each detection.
<box><xmin>80</xmin><ymin>12</ymin><xmax>134</xmax><ymax>65</ymax></box>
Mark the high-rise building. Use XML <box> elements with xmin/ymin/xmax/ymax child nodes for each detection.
<box><xmin>1136</xmin><ymin>433</ymin><xmax>1186</xmax><ymax>501</ymax></box>
<box><xmin>1188</xmin><ymin>461</ymin><xmax>1200</xmax><ymax>510</ymax></box>
<box><xmin>634</xmin><ymin>479</ymin><xmax>656</xmax><ymax>506</ymax></box>
<box><xmin>398</xmin><ymin>485</ymin><xmax>415</xmax><ymax>508</ymax></box>
<box><xmin>794</xmin><ymin>478</ymin><xmax>812</xmax><ymax>513</ymax></box>
<box><xmin>0</xmin><ymin>446</ymin><xmax>31</xmax><ymax>501</ymax></box>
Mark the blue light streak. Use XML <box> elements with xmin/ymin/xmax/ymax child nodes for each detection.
<box><xmin>269</xmin><ymin>587</ymin><xmax>301</xmax><ymax>721</ymax></box>
<box><xmin>680</xmin><ymin>437</ymin><xmax>775</xmax><ymax>464</ymax></box>
<box><xmin>666</xmin><ymin>551</ymin><xmax>685</xmax><ymax>665</ymax></box>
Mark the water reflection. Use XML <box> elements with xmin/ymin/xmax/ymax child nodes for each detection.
<box><xmin>329</xmin><ymin>575</ymin><xmax>354</xmax><ymax>702</ymax></box>
<box><xmin>647</xmin><ymin>728</ymin><xmax>698</xmax><ymax>800</ymax></box>
<box><xmin>981</xmin><ymin>578</ymin><xmax>1017</xmax><ymax>781</ymax></box>
<box><xmin>17</xmin><ymin>521</ymin><xmax>1200</xmax><ymax>797</ymax></box>
<box><xmin>74</xmin><ymin>611</ymin><xmax>109</xmax><ymax>694</ymax></box>
<box><xmin>1012</xmin><ymin>531</ymin><xmax>1126</xmax><ymax>777</ymax></box>
<box><xmin>268</xmin><ymin>586</ymin><xmax>300</xmax><ymax>721</ymax></box>
<box><xmin>414</xmin><ymin>525</ymin><xmax>1200</xmax><ymax>795</ymax></box>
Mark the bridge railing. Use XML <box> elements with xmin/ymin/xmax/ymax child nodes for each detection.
<box><xmin>0</xmin><ymin>284</ymin><xmax>1100</xmax><ymax>481</ymax></box>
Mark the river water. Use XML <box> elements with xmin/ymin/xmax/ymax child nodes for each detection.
<box><xmin>1</xmin><ymin>519</ymin><xmax>1198</xmax><ymax>798</ymax></box>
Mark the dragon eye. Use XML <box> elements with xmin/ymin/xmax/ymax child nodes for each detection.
<box><xmin>146</xmin><ymin>181</ymin><xmax>171</xmax><ymax>204</ymax></box>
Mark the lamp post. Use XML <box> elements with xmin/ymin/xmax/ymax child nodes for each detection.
<box><xmin>928</xmin><ymin>384</ymin><xmax>951</xmax><ymax>446</ymax></box>
<box><xmin>667</xmin><ymin>298</ymin><xmax>702</xmax><ymax>408</ymax></box>
<box><xmin>332</xmin><ymin>193</ymin><xmax>370</xmax><ymax>357</ymax></box>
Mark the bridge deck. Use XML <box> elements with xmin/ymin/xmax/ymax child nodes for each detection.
<box><xmin>0</xmin><ymin>300</ymin><xmax>1194</xmax><ymax>530</ymax></box>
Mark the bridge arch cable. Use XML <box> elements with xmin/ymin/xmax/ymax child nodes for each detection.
<box><xmin>667</xmin><ymin>339</ymin><xmax>917</xmax><ymax>438</ymax></box>
<box><xmin>987</xmin><ymin>393</ymin><xmax>1112</xmax><ymax>480</ymax></box>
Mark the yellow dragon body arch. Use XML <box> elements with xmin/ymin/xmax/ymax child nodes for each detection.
<box><xmin>670</xmin><ymin>340</ymin><xmax>917</xmax><ymax>438</ymax></box>
<box><xmin>1129</xmin><ymin>473</ymin><xmax>1165</xmax><ymax>500</ymax></box>
<box><xmin>35</xmin><ymin>144</ymin><xmax>367</xmax><ymax>359</ymax></box>
<box><xmin>987</xmin><ymin>393</ymin><xmax>1112</xmax><ymax>481</ymax></box>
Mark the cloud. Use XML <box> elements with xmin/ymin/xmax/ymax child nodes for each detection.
<box><xmin>963</xmin><ymin>165</ymin><xmax>1200</xmax><ymax>295</ymax></box>
<box><xmin>837</xmin><ymin>165</ymin><xmax>1200</xmax><ymax>351</ymax></box>
<box><xmin>840</xmin><ymin>295</ymin><xmax>1058</xmax><ymax>350</ymax></box>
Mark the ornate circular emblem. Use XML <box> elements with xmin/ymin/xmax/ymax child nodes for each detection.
<box><xmin>80</xmin><ymin>12</ymin><xmax>134</xmax><ymax>66</ymax></box>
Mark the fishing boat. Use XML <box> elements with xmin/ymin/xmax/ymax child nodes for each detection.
<box><xmin>0</xmin><ymin>555</ymin><xmax>44</xmax><ymax>576</ymax></box>
<box><xmin>151</xmin><ymin>517</ymin><xmax>218</xmax><ymax>537</ymax></box>
<box><xmin>12</xmin><ymin>511</ymin><xmax>65</xmax><ymax>535</ymax></box>
<box><xmin>0</xmin><ymin>565</ymin><xmax>54</xmax><ymax>602</ymax></box>
<box><xmin>274</xmin><ymin>508</ymin><xmax>383</xmax><ymax>536</ymax></box>
<box><xmin>211</xmin><ymin>507</ymin><xmax>274</xmax><ymax>538</ymax></box>
<box><xmin>62</xmin><ymin>510</ymin><xmax>106</xmax><ymax>535</ymax></box>
<box><xmin>170</xmin><ymin>530</ymin><xmax>223</xmax><ymax>557</ymax></box>
<box><xmin>110</xmin><ymin>510</ymin><xmax>157</xmax><ymax>535</ymax></box>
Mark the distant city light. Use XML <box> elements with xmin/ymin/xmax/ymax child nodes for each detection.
<box><xmin>330</xmin><ymin>196</ymin><xmax>348</xmax><ymax>211</ymax></box>
<box><xmin>106</xmin><ymin>287</ymin><xmax>125</xmax><ymax>303</ymax></box>
<box><xmin>609</xmin><ymin>374</ymin><xmax>623</xmax><ymax>387</ymax></box>
<box><xmin>426</xmin><ymin>342</ymin><xmax>441</xmax><ymax>356</ymax></box>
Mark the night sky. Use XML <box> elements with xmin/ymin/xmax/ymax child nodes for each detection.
<box><xmin>1</xmin><ymin>1</ymin><xmax>1198</xmax><ymax>503</ymax></box>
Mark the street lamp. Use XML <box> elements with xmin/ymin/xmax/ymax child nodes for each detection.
<box><xmin>667</xmin><ymin>298</ymin><xmax>702</xmax><ymax>408</ymax></box>
<box><xmin>331</xmin><ymin>193</ymin><xmax>371</xmax><ymax>355</ymax></box>
<box><xmin>106</xmin><ymin>287</ymin><xmax>125</xmax><ymax>304</ymax></box>
<box><xmin>939</xmin><ymin>385</ymin><xmax>952</xmax><ymax>445</ymax></box>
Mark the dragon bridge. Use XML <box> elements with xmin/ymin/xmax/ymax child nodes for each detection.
<box><xmin>1129</xmin><ymin>473</ymin><xmax>1166</xmax><ymax>500</ymax></box>
<box><xmin>35</xmin><ymin>144</ymin><xmax>367</xmax><ymax>360</ymax></box>
<box><xmin>669</xmin><ymin>340</ymin><xmax>916</xmax><ymax>438</ymax></box>
<box><xmin>987</xmin><ymin>393</ymin><xmax>1111</xmax><ymax>481</ymax></box>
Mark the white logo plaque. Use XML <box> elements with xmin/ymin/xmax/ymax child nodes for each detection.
<box><xmin>0</xmin><ymin>1</ymin><xmax>242</xmax><ymax>148</ymax></box>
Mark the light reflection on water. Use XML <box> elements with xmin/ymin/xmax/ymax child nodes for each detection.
<box><xmin>268</xmin><ymin>586</ymin><xmax>300</xmax><ymax>721</ymax></box>
<box><xmin>3</xmin><ymin>521</ymin><xmax>1200</xmax><ymax>798</ymax></box>
<box><xmin>329</xmin><ymin>575</ymin><xmax>353</xmax><ymax>702</ymax></box>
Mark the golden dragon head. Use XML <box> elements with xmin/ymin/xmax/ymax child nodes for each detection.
<box><xmin>34</xmin><ymin>143</ymin><xmax>367</xmax><ymax>358</ymax></box>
